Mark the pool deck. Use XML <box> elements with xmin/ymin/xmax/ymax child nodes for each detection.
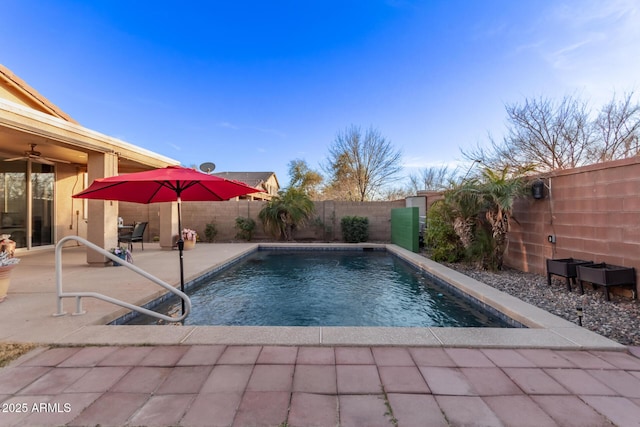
<box><xmin>1</xmin><ymin>243</ymin><xmax>640</xmax><ymax>426</ymax></box>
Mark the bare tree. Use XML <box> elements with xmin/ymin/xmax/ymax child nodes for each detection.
<box><xmin>592</xmin><ymin>92</ymin><xmax>640</xmax><ymax>161</ymax></box>
<box><xmin>408</xmin><ymin>165</ymin><xmax>456</xmax><ymax>193</ymax></box>
<box><xmin>324</xmin><ymin>125</ymin><xmax>403</xmax><ymax>201</ymax></box>
<box><xmin>464</xmin><ymin>93</ymin><xmax>640</xmax><ymax>173</ymax></box>
<box><xmin>501</xmin><ymin>95</ymin><xmax>594</xmax><ymax>170</ymax></box>
<box><xmin>380</xmin><ymin>185</ymin><xmax>414</xmax><ymax>201</ymax></box>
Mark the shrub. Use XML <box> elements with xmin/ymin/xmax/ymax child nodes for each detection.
<box><xmin>340</xmin><ymin>216</ymin><xmax>369</xmax><ymax>243</ymax></box>
<box><xmin>425</xmin><ymin>201</ymin><xmax>464</xmax><ymax>262</ymax></box>
<box><xmin>235</xmin><ymin>217</ymin><xmax>256</xmax><ymax>241</ymax></box>
<box><xmin>204</xmin><ymin>222</ymin><xmax>218</xmax><ymax>243</ymax></box>
<box><xmin>466</xmin><ymin>223</ymin><xmax>499</xmax><ymax>270</ymax></box>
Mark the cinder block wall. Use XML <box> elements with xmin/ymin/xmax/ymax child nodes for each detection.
<box><xmin>119</xmin><ymin>199</ymin><xmax>405</xmax><ymax>243</ymax></box>
<box><xmin>505</xmin><ymin>156</ymin><xmax>640</xmax><ymax>287</ymax></box>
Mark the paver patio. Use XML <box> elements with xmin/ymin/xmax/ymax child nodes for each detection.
<box><xmin>1</xmin><ymin>344</ymin><xmax>640</xmax><ymax>426</ymax></box>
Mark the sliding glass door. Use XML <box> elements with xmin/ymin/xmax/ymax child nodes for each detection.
<box><xmin>31</xmin><ymin>163</ymin><xmax>54</xmax><ymax>246</ymax></box>
<box><xmin>0</xmin><ymin>161</ymin><xmax>27</xmax><ymax>248</ymax></box>
<box><xmin>0</xmin><ymin>159</ymin><xmax>55</xmax><ymax>249</ymax></box>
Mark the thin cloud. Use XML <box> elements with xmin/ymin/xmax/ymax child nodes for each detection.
<box><xmin>216</xmin><ymin>121</ymin><xmax>240</xmax><ymax>130</ymax></box>
<box><xmin>551</xmin><ymin>0</ymin><xmax>637</xmax><ymax>27</ymax></box>
<box><xmin>524</xmin><ymin>0</ymin><xmax>640</xmax><ymax>94</ymax></box>
<box><xmin>547</xmin><ymin>36</ymin><xmax>604</xmax><ymax>69</ymax></box>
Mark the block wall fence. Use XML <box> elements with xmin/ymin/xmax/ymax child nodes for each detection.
<box><xmin>118</xmin><ymin>199</ymin><xmax>406</xmax><ymax>243</ymax></box>
<box><xmin>504</xmin><ymin>156</ymin><xmax>640</xmax><ymax>288</ymax></box>
<box><xmin>119</xmin><ymin>156</ymin><xmax>639</xmax><ymax>289</ymax></box>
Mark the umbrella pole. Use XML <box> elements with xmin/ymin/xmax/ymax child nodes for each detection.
<box><xmin>177</xmin><ymin>196</ymin><xmax>185</xmax><ymax>315</ymax></box>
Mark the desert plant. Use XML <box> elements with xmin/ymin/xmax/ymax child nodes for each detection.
<box><xmin>465</xmin><ymin>224</ymin><xmax>498</xmax><ymax>270</ymax></box>
<box><xmin>478</xmin><ymin>166</ymin><xmax>530</xmax><ymax>269</ymax></box>
<box><xmin>204</xmin><ymin>222</ymin><xmax>218</xmax><ymax>243</ymax></box>
<box><xmin>425</xmin><ymin>200</ymin><xmax>464</xmax><ymax>263</ymax></box>
<box><xmin>444</xmin><ymin>179</ymin><xmax>483</xmax><ymax>250</ymax></box>
<box><xmin>340</xmin><ymin>216</ymin><xmax>369</xmax><ymax>243</ymax></box>
<box><xmin>258</xmin><ymin>188</ymin><xmax>315</xmax><ymax>241</ymax></box>
<box><xmin>235</xmin><ymin>217</ymin><xmax>256</xmax><ymax>241</ymax></box>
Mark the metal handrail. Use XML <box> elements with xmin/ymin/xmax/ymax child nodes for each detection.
<box><xmin>54</xmin><ymin>235</ymin><xmax>191</xmax><ymax>322</ymax></box>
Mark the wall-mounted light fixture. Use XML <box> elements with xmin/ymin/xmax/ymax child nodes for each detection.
<box><xmin>532</xmin><ymin>177</ymin><xmax>552</xmax><ymax>200</ymax></box>
<box><xmin>532</xmin><ymin>179</ymin><xmax>545</xmax><ymax>199</ymax></box>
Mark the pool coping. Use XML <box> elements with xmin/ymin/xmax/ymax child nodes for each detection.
<box><xmin>82</xmin><ymin>243</ymin><xmax>626</xmax><ymax>350</ymax></box>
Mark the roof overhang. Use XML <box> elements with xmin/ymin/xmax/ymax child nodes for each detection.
<box><xmin>0</xmin><ymin>98</ymin><xmax>179</xmax><ymax>171</ymax></box>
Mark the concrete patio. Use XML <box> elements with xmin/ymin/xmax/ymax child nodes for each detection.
<box><xmin>1</xmin><ymin>243</ymin><xmax>639</xmax><ymax>426</ymax></box>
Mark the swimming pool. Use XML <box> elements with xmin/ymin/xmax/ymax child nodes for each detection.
<box><xmin>127</xmin><ymin>249</ymin><xmax>513</xmax><ymax>327</ymax></box>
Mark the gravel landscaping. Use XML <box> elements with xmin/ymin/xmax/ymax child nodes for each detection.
<box><xmin>0</xmin><ymin>342</ymin><xmax>36</xmax><ymax>367</ymax></box>
<box><xmin>442</xmin><ymin>261</ymin><xmax>640</xmax><ymax>346</ymax></box>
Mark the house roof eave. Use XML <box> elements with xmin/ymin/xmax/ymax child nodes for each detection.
<box><xmin>0</xmin><ymin>97</ymin><xmax>179</xmax><ymax>169</ymax></box>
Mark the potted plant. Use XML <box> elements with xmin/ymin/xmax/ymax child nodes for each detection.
<box><xmin>0</xmin><ymin>250</ymin><xmax>20</xmax><ymax>302</ymax></box>
<box><xmin>109</xmin><ymin>246</ymin><xmax>133</xmax><ymax>266</ymax></box>
<box><xmin>182</xmin><ymin>228</ymin><xmax>198</xmax><ymax>250</ymax></box>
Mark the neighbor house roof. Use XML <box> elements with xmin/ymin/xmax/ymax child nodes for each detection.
<box><xmin>213</xmin><ymin>172</ymin><xmax>280</xmax><ymax>191</ymax></box>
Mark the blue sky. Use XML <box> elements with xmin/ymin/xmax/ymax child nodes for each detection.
<box><xmin>2</xmin><ymin>0</ymin><xmax>639</xmax><ymax>187</ymax></box>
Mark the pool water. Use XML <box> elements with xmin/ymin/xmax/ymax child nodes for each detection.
<box><xmin>128</xmin><ymin>250</ymin><xmax>511</xmax><ymax>327</ymax></box>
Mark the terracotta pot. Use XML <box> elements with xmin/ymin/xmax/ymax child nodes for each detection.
<box><xmin>183</xmin><ymin>239</ymin><xmax>196</xmax><ymax>250</ymax></box>
<box><xmin>0</xmin><ymin>264</ymin><xmax>17</xmax><ymax>302</ymax></box>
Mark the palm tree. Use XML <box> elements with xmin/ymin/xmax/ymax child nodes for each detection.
<box><xmin>444</xmin><ymin>179</ymin><xmax>483</xmax><ymax>250</ymax></box>
<box><xmin>478</xmin><ymin>166</ymin><xmax>530</xmax><ymax>269</ymax></box>
<box><xmin>259</xmin><ymin>188</ymin><xmax>315</xmax><ymax>241</ymax></box>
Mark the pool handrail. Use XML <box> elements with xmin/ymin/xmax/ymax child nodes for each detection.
<box><xmin>54</xmin><ymin>235</ymin><xmax>191</xmax><ymax>322</ymax></box>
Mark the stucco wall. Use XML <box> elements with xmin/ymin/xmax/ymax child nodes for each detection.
<box><xmin>505</xmin><ymin>157</ymin><xmax>640</xmax><ymax>288</ymax></box>
<box><xmin>55</xmin><ymin>164</ymin><xmax>88</xmax><ymax>245</ymax></box>
<box><xmin>119</xmin><ymin>199</ymin><xmax>406</xmax><ymax>243</ymax></box>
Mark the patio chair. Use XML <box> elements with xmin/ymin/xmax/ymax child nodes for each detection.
<box><xmin>118</xmin><ymin>221</ymin><xmax>148</xmax><ymax>252</ymax></box>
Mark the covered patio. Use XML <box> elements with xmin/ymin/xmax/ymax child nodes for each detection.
<box><xmin>0</xmin><ymin>64</ymin><xmax>181</xmax><ymax>265</ymax></box>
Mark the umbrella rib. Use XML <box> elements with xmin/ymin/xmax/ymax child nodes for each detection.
<box><xmin>194</xmin><ymin>182</ymin><xmax>226</xmax><ymax>199</ymax></box>
<box><xmin>158</xmin><ymin>180</ymin><xmax>224</xmax><ymax>199</ymax></box>
<box><xmin>74</xmin><ymin>181</ymin><xmax>127</xmax><ymax>196</ymax></box>
<box><xmin>151</xmin><ymin>181</ymin><xmax>175</xmax><ymax>203</ymax></box>
<box><xmin>158</xmin><ymin>180</ymin><xmax>198</xmax><ymax>197</ymax></box>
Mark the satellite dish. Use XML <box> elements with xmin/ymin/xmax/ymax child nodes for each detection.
<box><xmin>199</xmin><ymin>162</ymin><xmax>216</xmax><ymax>173</ymax></box>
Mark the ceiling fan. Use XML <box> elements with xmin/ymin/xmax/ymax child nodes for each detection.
<box><xmin>4</xmin><ymin>144</ymin><xmax>70</xmax><ymax>165</ymax></box>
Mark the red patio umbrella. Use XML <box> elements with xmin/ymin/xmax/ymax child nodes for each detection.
<box><xmin>73</xmin><ymin>165</ymin><xmax>261</xmax><ymax>314</ymax></box>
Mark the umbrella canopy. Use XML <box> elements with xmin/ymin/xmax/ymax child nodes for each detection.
<box><xmin>73</xmin><ymin>165</ymin><xmax>261</xmax><ymax>316</ymax></box>
<box><xmin>72</xmin><ymin>165</ymin><xmax>261</xmax><ymax>203</ymax></box>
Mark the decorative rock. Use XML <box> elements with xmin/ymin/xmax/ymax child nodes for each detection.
<box><xmin>442</xmin><ymin>261</ymin><xmax>640</xmax><ymax>346</ymax></box>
